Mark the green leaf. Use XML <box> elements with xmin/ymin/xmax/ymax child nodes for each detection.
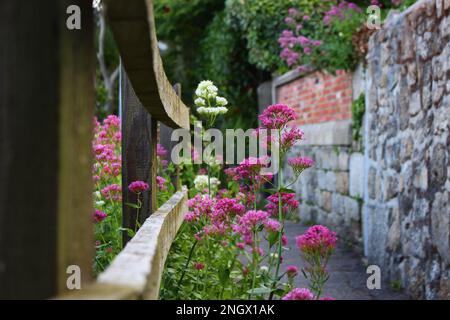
<box><xmin>267</xmin><ymin>231</ymin><xmax>278</xmax><ymax>248</ymax></box>
<box><xmin>262</xmin><ymin>188</ymin><xmax>277</xmax><ymax>194</ymax></box>
<box><xmin>279</xmin><ymin>187</ymin><xmax>296</xmax><ymax>194</ymax></box>
<box><xmin>218</xmin><ymin>267</ymin><xmax>230</xmax><ymax>286</ymax></box>
<box><xmin>301</xmin><ymin>268</ymin><xmax>308</xmax><ymax>279</ymax></box>
<box><xmin>125</xmin><ymin>202</ymin><xmax>140</xmax><ymax>209</ymax></box>
<box><xmin>119</xmin><ymin>227</ymin><xmax>135</xmax><ymax>238</ymax></box>
<box><xmin>247</xmin><ymin>287</ymin><xmax>272</xmax><ymax>295</ymax></box>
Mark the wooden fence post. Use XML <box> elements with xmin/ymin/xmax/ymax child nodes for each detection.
<box><xmin>121</xmin><ymin>72</ymin><xmax>154</xmax><ymax>244</ymax></box>
<box><xmin>0</xmin><ymin>0</ymin><xmax>94</xmax><ymax>298</ymax></box>
<box><xmin>159</xmin><ymin>84</ymin><xmax>182</xmax><ymax>190</ymax></box>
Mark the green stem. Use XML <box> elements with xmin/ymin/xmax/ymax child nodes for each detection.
<box><xmin>249</xmin><ymin>228</ymin><xmax>258</xmax><ymax>299</ymax></box>
<box><xmin>269</xmin><ymin>130</ymin><xmax>283</xmax><ymax>300</ymax></box>
<box><xmin>176</xmin><ymin>239</ymin><xmax>198</xmax><ymax>298</ymax></box>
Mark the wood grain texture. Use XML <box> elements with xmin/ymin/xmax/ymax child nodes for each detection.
<box><xmin>122</xmin><ymin>72</ymin><xmax>153</xmax><ymax>244</ymax></box>
<box><xmin>159</xmin><ymin>84</ymin><xmax>182</xmax><ymax>190</ymax></box>
<box><xmin>150</xmin><ymin>121</ymin><xmax>158</xmax><ymax>213</ymax></box>
<box><xmin>0</xmin><ymin>0</ymin><xmax>94</xmax><ymax>298</ymax></box>
<box><xmin>104</xmin><ymin>0</ymin><xmax>190</xmax><ymax>129</ymax></box>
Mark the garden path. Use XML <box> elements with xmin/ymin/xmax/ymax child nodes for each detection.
<box><xmin>282</xmin><ymin>222</ymin><xmax>409</xmax><ymax>300</ymax></box>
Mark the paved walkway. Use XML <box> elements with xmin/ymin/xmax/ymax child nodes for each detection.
<box><xmin>281</xmin><ymin>222</ymin><xmax>409</xmax><ymax>300</ymax></box>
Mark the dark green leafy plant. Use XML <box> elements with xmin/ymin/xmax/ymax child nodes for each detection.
<box><xmin>351</xmin><ymin>93</ymin><xmax>365</xmax><ymax>141</ymax></box>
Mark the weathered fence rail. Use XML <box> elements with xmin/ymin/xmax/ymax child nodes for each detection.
<box><xmin>0</xmin><ymin>0</ymin><xmax>189</xmax><ymax>299</ymax></box>
<box><xmin>61</xmin><ymin>187</ymin><xmax>188</xmax><ymax>300</ymax></box>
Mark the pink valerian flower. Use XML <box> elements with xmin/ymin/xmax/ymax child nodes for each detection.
<box><xmin>281</xmin><ymin>127</ymin><xmax>304</xmax><ymax>152</ymax></box>
<box><xmin>101</xmin><ymin>184</ymin><xmax>122</xmax><ymax>201</ymax></box>
<box><xmin>194</xmin><ymin>232</ymin><xmax>202</xmax><ymax>241</ymax></box>
<box><xmin>286</xmin><ymin>265</ymin><xmax>299</xmax><ymax>277</ymax></box>
<box><xmin>259</xmin><ymin>104</ymin><xmax>297</xmax><ymax>129</ymax></box>
<box><xmin>128</xmin><ymin>181</ymin><xmax>149</xmax><ymax>194</ymax></box>
<box><xmin>233</xmin><ymin>210</ymin><xmax>269</xmax><ymax>238</ymax></box>
<box><xmin>186</xmin><ymin>194</ymin><xmax>215</xmax><ymax>222</ymax></box>
<box><xmin>194</xmin><ymin>262</ymin><xmax>205</xmax><ymax>270</ymax></box>
<box><xmin>288</xmin><ymin>8</ymin><xmax>299</xmax><ymax>17</ymax></box>
<box><xmin>323</xmin><ymin>1</ymin><xmax>362</xmax><ymax>25</ymax></box>
<box><xmin>160</xmin><ymin>159</ymin><xmax>168</xmax><ymax>167</ymax></box>
<box><xmin>156</xmin><ymin>176</ymin><xmax>167</xmax><ymax>191</ymax></box>
<box><xmin>252</xmin><ymin>247</ymin><xmax>264</xmax><ymax>256</ymax></box>
<box><xmin>282</xmin><ymin>234</ymin><xmax>288</xmax><ymax>246</ymax></box>
<box><xmin>265</xmin><ymin>192</ymin><xmax>299</xmax><ymax>217</ymax></box>
<box><xmin>263</xmin><ymin>219</ymin><xmax>281</xmax><ymax>232</ymax></box>
<box><xmin>296</xmin><ymin>225</ymin><xmax>337</xmax><ymax>256</ymax></box>
<box><xmin>288</xmin><ymin>156</ymin><xmax>315</xmax><ymax>175</ymax></box>
<box><xmin>236</xmin><ymin>186</ymin><xmax>257</xmax><ymax>208</ymax></box>
<box><xmin>213</xmin><ymin>198</ymin><xmax>245</xmax><ymax>223</ymax></box>
<box><xmin>280</xmin><ymin>48</ymin><xmax>300</xmax><ymax>66</ymax></box>
<box><xmin>227</xmin><ymin>157</ymin><xmax>273</xmax><ymax>196</ymax></box>
<box><xmin>238</xmin><ymin>210</ymin><xmax>269</xmax><ymax>229</ymax></box>
<box><xmin>282</xmin><ymin>288</ymin><xmax>314</xmax><ymax>300</ymax></box>
<box><xmin>236</xmin><ymin>242</ymin><xmax>245</xmax><ymax>250</ymax></box>
<box><xmin>156</xmin><ymin>143</ymin><xmax>168</xmax><ymax>158</ymax></box>
<box><xmin>103</xmin><ymin>114</ymin><xmax>120</xmax><ymax>130</ymax></box>
<box><xmin>184</xmin><ymin>212</ymin><xmax>196</xmax><ymax>222</ymax></box>
<box><xmin>93</xmin><ymin>209</ymin><xmax>107</xmax><ymax>223</ymax></box>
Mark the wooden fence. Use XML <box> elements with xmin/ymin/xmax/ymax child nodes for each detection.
<box><xmin>0</xmin><ymin>0</ymin><xmax>189</xmax><ymax>299</ymax></box>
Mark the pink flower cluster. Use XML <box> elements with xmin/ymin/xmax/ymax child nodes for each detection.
<box><xmin>265</xmin><ymin>192</ymin><xmax>299</xmax><ymax>217</ymax></box>
<box><xmin>259</xmin><ymin>104</ymin><xmax>297</xmax><ymax>129</ymax></box>
<box><xmin>156</xmin><ymin>176</ymin><xmax>167</xmax><ymax>191</ymax></box>
<box><xmin>93</xmin><ymin>209</ymin><xmax>107</xmax><ymax>223</ymax></box>
<box><xmin>323</xmin><ymin>1</ymin><xmax>362</xmax><ymax>25</ymax></box>
<box><xmin>101</xmin><ymin>183</ymin><xmax>122</xmax><ymax>201</ymax></box>
<box><xmin>286</xmin><ymin>265</ymin><xmax>298</xmax><ymax>277</ymax></box>
<box><xmin>213</xmin><ymin>198</ymin><xmax>245</xmax><ymax>223</ymax></box>
<box><xmin>128</xmin><ymin>181</ymin><xmax>149</xmax><ymax>194</ymax></box>
<box><xmin>281</xmin><ymin>127</ymin><xmax>304</xmax><ymax>152</ymax></box>
<box><xmin>232</xmin><ymin>210</ymin><xmax>270</xmax><ymax>245</ymax></box>
<box><xmin>278</xmin><ymin>8</ymin><xmax>322</xmax><ymax>67</ymax></box>
<box><xmin>296</xmin><ymin>225</ymin><xmax>337</xmax><ymax>255</ymax></box>
<box><xmin>93</xmin><ymin>115</ymin><xmax>122</xmax><ymax>199</ymax></box>
<box><xmin>157</xmin><ymin>143</ymin><xmax>169</xmax><ymax>167</ymax></box>
<box><xmin>226</xmin><ymin>157</ymin><xmax>273</xmax><ymax>189</ymax></box>
<box><xmin>288</xmin><ymin>157</ymin><xmax>315</xmax><ymax>175</ymax></box>
<box><xmin>282</xmin><ymin>288</ymin><xmax>314</xmax><ymax>300</ymax></box>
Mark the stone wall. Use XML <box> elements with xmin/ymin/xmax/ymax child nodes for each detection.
<box><xmin>270</xmin><ymin>66</ymin><xmax>366</xmax><ymax>246</ymax></box>
<box><xmin>364</xmin><ymin>0</ymin><xmax>450</xmax><ymax>299</ymax></box>
<box><xmin>260</xmin><ymin>0</ymin><xmax>450</xmax><ymax>299</ymax></box>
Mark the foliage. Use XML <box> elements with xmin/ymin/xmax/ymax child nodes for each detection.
<box><xmin>92</xmin><ymin>116</ymin><xmax>123</xmax><ymax>274</ymax></box>
<box><xmin>92</xmin><ymin>116</ymin><xmax>175</xmax><ymax>274</ymax></box>
<box><xmin>160</xmin><ymin>82</ymin><xmax>337</xmax><ymax>300</ymax></box>
<box><xmin>226</xmin><ymin>0</ymin><xmax>323</xmax><ymax>73</ymax></box>
<box><xmin>351</xmin><ymin>93</ymin><xmax>365</xmax><ymax>141</ymax></box>
<box><xmin>154</xmin><ymin>0</ymin><xmax>268</xmax><ymax>130</ymax></box>
<box><xmin>199</xmin><ymin>12</ymin><xmax>267</xmax><ymax>129</ymax></box>
<box><xmin>278</xmin><ymin>1</ymin><xmax>415</xmax><ymax>74</ymax></box>
<box><xmin>94</xmin><ymin>6</ymin><xmax>120</xmax><ymax>119</ymax></box>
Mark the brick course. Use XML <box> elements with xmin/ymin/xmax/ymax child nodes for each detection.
<box><xmin>277</xmin><ymin>70</ymin><xmax>353</xmax><ymax>125</ymax></box>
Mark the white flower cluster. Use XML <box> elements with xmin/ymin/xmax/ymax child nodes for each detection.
<box><xmin>203</xmin><ymin>155</ymin><xmax>223</xmax><ymax>168</ymax></box>
<box><xmin>194</xmin><ymin>80</ymin><xmax>228</xmax><ymax>117</ymax></box>
<box><xmin>93</xmin><ymin>191</ymin><xmax>105</xmax><ymax>206</ymax></box>
<box><xmin>194</xmin><ymin>175</ymin><xmax>220</xmax><ymax>192</ymax></box>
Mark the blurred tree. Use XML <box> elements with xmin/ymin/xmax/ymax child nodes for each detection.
<box><xmin>94</xmin><ymin>0</ymin><xmax>120</xmax><ymax>119</ymax></box>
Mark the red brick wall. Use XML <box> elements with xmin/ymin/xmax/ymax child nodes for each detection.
<box><xmin>277</xmin><ymin>70</ymin><xmax>353</xmax><ymax>126</ymax></box>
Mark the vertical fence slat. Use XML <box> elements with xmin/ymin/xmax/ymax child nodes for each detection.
<box><xmin>151</xmin><ymin>121</ymin><xmax>158</xmax><ymax>213</ymax></box>
<box><xmin>159</xmin><ymin>84</ymin><xmax>182</xmax><ymax>190</ymax></box>
<box><xmin>121</xmin><ymin>71</ymin><xmax>153</xmax><ymax>244</ymax></box>
<box><xmin>0</xmin><ymin>0</ymin><xmax>94</xmax><ymax>298</ymax></box>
